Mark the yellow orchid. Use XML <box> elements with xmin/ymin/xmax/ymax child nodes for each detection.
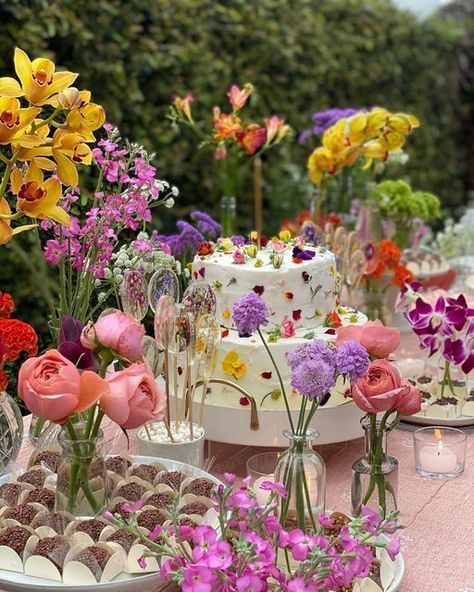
<box><xmin>222</xmin><ymin>351</ymin><xmax>247</xmax><ymax>380</ymax></box>
<box><xmin>14</xmin><ymin>121</ymin><xmax>55</xmax><ymax>171</ymax></box>
<box><xmin>51</xmin><ymin>130</ymin><xmax>93</xmax><ymax>186</ymax></box>
<box><xmin>307</xmin><ymin>146</ymin><xmax>339</xmax><ymax>184</ymax></box>
<box><xmin>66</xmin><ymin>102</ymin><xmax>106</xmax><ymax>142</ymax></box>
<box><xmin>0</xmin><ymin>48</ymin><xmax>77</xmax><ymax>106</ymax></box>
<box><xmin>0</xmin><ymin>97</ymin><xmax>41</xmax><ymax>146</ymax></box>
<box><xmin>10</xmin><ymin>163</ymin><xmax>69</xmax><ymax>225</ymax></box>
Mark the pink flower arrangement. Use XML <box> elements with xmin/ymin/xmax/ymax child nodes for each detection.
<box><xmin>85</xmin><ymin>309</ymin><xmax>145</xmax><ymax>362</ymax></box>
<box><xmin>336</xmin><ymin>319</ymin><xmax>400</xmax><ymax>358</ymax></box>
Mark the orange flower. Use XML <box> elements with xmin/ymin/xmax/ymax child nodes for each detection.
<box><xmin>325</xmin><ymin>310</ymin><xmax>342</xmax><ymax>328</ymax></box>
<box><xmin>368</xmin><ymin>261</ymin><xmax>386</xmax><ymax>280</ymax></box>
<box><xmin>391</xmin><ymin>264</ymin><xmax>413</xmax><ymax>288</ymax></box>
<box><xmin>0</xmin><ymin>292</ymin><xmax>14</xmax><ymax>319</ymax></box>
<box><xmin>236</xmin><ymin>124</ymin><xmax>266</xmax><ymax>155</ymax></box>
<box><xmin>213</xmin><ymin>107</ymin><xmax>242</xmax><ymax>140</ymax></box>
<box><xmin>378</xmin><ymin>240</ymin><xmax>401</xmax><ymax>269</ymax></box>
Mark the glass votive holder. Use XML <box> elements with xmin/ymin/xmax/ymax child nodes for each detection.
<box><xmin>246</xmin><ymin>451</ymin><xmax>281</xmax><ymax>505</ymax></box>
<box><xmin>414</xmin><ymin>426</ymin><xmax>467</xmax><ymax>479</ymax></box>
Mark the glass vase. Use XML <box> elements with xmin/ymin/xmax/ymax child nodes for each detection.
<box><xmin>220</xmin><ymin>196</ymin><xmax>236</xmax><ymax>237</ymax></box>
<box><xmin>0</xmin><ymin>391</ymin><xmax>23</xmax><ymax>475</ymax></box>
<box><xmin>351</xmin><ymin>417</ymin><xmax>398</xmax><ymax>518</ymax></box>
<box><xmin>55</xmin><ymin>423</ymin><xmax>108</xmax><ymax>517</ymax></box>
<box><xmin>274</xmin><ymin>429</ymin><xmax>326</xmax><ymax>532</ymax></box>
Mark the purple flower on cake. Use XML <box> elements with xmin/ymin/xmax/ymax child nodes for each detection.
<box><xmin>286</xmin><ymin>339</ymin><xmax>335</xmax><ymax>370</ymax></box>
<box><xmin>292</xmin><ymin>246</ymin><xmax>316</xmax><ymax>261</ymax></box>
<box><xmin>291</xmin><ymin>359</ymin><xmax>336</xmax><ymax>400</ymax></box>
<box><xmin>233</xmin><ymin>292</ymin><xmax>269</xmax><ymax>337</ymax></box>
<box><xmin>334</xmin><ymin>340</ymin><xmax>370</xmax><ymax>382</ymax></box>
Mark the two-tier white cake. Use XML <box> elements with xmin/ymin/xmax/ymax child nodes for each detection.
<box><xmin>191</xmin><ymin>238</ymin><xmax>367</xmax><ymax>420</ymax></box>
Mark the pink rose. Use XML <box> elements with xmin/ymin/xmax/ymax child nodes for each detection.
<box><xmin>336</xmin><ymin>320</ymin><xmax>400</xmax><ymax>359</ymax></box>
<box><xmin>89</xmin><ymin>310</ymin><xmax>145</xmax><ymax>362</ymax></box>
<box><xmin>395</xmin><ymin>382</ymin><xmax>422</xmax><ymax>416</ymax></box>
<box><xmin>233</xmin><ymin>250</ymin><xmax>245</xmax><ymax>264</ymax></box>
<box><xmin>102</xmin><ymin>363</ymin><xmax>165</xmax><ymax>429</ymax></box>
<box><xmin>281</xmin><ymin>317</ymin><xmax>295</xmax><ymax>338</ymax></box>
<box><xmin>350</xmin><ymin>359</ymin><xmax>404</xmax><ymax>413</ymax></box>
<box><xmin>271</xmin><ymin>240</ymin><xmax>286</xmax><ymax>254</ymax></box>
<box><xmin>18</xmin><ymin>349</ymin><xmax>108</xmax><ymax>422</ymax></box>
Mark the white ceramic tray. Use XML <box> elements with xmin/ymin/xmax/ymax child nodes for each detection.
<box><xmin>0</xmin><ymin>456</ymin><xmax>221</xmax><ymax>592</ymax></box>
<box><xmin>194</xmin><ymin>399</ymin><xmax>365</xmax><ymax>446</ymax></box>
<box><xmin>402</xmin><ymin>412</ymin><xmax>474</xmax><ymax>428</ymax></box>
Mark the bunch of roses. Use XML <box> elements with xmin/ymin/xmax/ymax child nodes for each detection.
<box><xmin>403</xmin><ymin>291</ymin><xmax>473</xmax><ymax>374</ymax></box>
<box><xmin>0</xmin><ymin>291</ymin><xmax>38</xmax><ymax>391</ymax></box>
<box><xmin>363</xmin><ymin>239</ymin><xmax>413</xmax><ymax>288</ymax></box>
<box><xmin>18</xmin><ymin>309</ymin><xmax>165</xmax><ymax>428</ymax></box>
<box><xmin>107</xmin><ymin>474</ymin><xmax>401</xmax><ymax>592</ymax></box>
<box><xmin>43</xmin><ymin>125</ymin><xmax>178</xmax><ymax>279</ymax></box>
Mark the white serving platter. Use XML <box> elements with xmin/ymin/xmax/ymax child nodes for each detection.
<box><xmin>0</xmin><ymin>456</ymin><xmax>221</xmax><ymax>592</ymax></box>
<box><xmin>402</xmin><ymin>412</ymin><xmax>474</xmax><ymax>428</ymax></box>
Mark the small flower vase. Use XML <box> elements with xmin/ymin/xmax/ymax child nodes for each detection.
<box><xmin>220</xmin><ymin>196</ymin><xmax>236</xmax><ymax>237</ymax></box>
<box><xmin>55</xmin><ymin>423</ymin><xmax>108</xmax><ymax>517</ymax></box>
<box><xmin>351</xmin><ymin>417</ymin><xmax>398</xmax><ymax>519</ymax></box>
<box><xmin>28</xmin><ymin>415</ymin><xmax>53</xmax><ymax>446</ymax></box>
<box><xmin>274</xmin><ymin>429</ymin><xmax>326</xmax><ymax>532</ymax></box>
<box><xmin>0</xmin><ymin>391</ymin><xmax>23</xmax><ymax>475</ymax></box>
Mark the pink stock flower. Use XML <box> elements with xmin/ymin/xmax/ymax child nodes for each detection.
<box><xmin>121</xmin><ymin>499</ymin><xmax>144</xmax><ymax>513</ymax></box>
<box><xmin>387</xmin><ymin>538</ymin><xmax>401</xmax><ymax>561</ymax></box>
<box><xmin>336</xmin><ymin>320</ymin><xmax>400</xmax><ymax>359</ymax></box>
<box><xmin>182</xmin><ymin>565</ymin><xmax>214</xmax><ymax>592</ymax></box>
<box><xmin>259</xmin><ymin>481</ymin><xmax>288</xmax><ymax>498</ymax></box>
<box><xmin>281</xmin><ymin>317</ymin><xmax>295</xmax><ymax>338</ymax></box>
<box><xmin>287</xmin><ymin>576</ymin><xmax>317</xmax><ymax>592</ymax></box>
<box><xmin>350</xmin><ymin>359</ymin><xmax>404</xmax><ymax>413</ymax></box>
<box><xmin>102</xmin><ymin>363</ymin><xmax>166</xmax><ymax>429</ymax></box>
<box><xmin>228</xmin><ymin>83</ymin><xmax>253</xmax><ymax>111</ymax></box>
<box><xmin>288</xmin><ymin>529</ymin><xmax>314</xmax><ymax>561</ymax></box>
<box><xmin>236</xmin><ymin>573</ymin><xmax>265</xmax><ymax>592</ymax></box>
<box><xmin>18</xmin><ymin>349</ymin><xmax>109</xmax><ymax>422</ymax></box>
<box><xmin>91</xmin><ymin>309</ymin><xmax>145</xmax><ymax>362</ymax></box>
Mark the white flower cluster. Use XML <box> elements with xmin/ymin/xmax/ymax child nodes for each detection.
<box><xmin>430</xmin><ymin>210</ymin><xmax>474</xmax><ymax>259</ymax></box>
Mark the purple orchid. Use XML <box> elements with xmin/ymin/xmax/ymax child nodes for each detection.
<box><xmin>405</xmin><ymin>296</ymin><xmax>454</xmax><ymax>337</ymax></box>
<box><xmin>58</xmin><ymin>315</ymin><xmax>97</xmax><ymax>371</ymax></box>
<box><xmin>445</xmin><ymin>294</ymin><xmax>474</xmax><ymax>331</ymax></box>
<box><xmin>292</xmin><ymin>246</ymin><xmax>316</xmax><ymax>261</ymax></box>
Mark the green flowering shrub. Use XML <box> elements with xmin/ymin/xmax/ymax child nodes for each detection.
<box><xmin>373</xmin><ymin>180</ymin><xmax>440</xmax><ymax>222</ymax></box>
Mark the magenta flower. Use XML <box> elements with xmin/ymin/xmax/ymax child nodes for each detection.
<box><xmin>137</xmin><ymin>555</ymin><xmax>147</xmax><ymax>570</ymax></box>
<box><xmin>259</xmin><ymin>480</ymin><xmax>288</xmax><ymax>498</ymax></box>
<box><xmin>236</xmin><ymin>573</ymin><xmax>265</xmax><ymax>592</ymax></box>
<box><xmin>206</xmin><ymin>541</ymin><xmax>232</xmax><ymax>569</ymax></box>
<box><xmin>121</xmin><ymin>499</ymin><xmax>144</xmax><ymax>512</ymax></box>
<box><xmin>287</xmin><ymin>575</ymin><xmax>318</xmax><ymax>592</ymax></box>
<box><xmin>406</xmin><ymin>296</ymin><xmax>453</xmax><ymax>336</ymax></box>
<box><xmin>182</xmin><ymin>565</ymin><xmax>214</xmax><ymax>592</ymax></box>
<box><xmin>387</xmin><ymin>538</ymin><xmax>401</xmax><ymax>561</ymax></box>
<box><xmin>288</xmin><ymin>529</ymin><xmax>314</xmax><ymax>561</ymax></box>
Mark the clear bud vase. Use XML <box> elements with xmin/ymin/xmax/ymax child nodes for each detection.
<box><xmin>56</xmin><ymin>423</ymin><xmax>107</xmax><ymax>517</ymax></box>
<box><xmin>351</xmin><ymin>417</ymin><xmax>398</xmax><ymax>519</ymax></box>
<box><xmin>274</xmin><ymin>429</ymin><xmax>326</xmax><ymax>532</ymax></box>
<box><xmin>220</xmin><ymin>196</ymin><xmax>236</xmax><ymax>237</ymax></box>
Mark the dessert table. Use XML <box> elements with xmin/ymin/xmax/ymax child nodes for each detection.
<box><xmin>8</xmin><ymin>413</ymin><xmax>473</xmax><ymax>592</ymax></box>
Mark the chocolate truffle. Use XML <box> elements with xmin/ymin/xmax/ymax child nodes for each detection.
<box><xmin>4</xmin><ymin>504</ymin><xmax>38</xmax><ymax>526</ymax></box>
<box><xmin>34</xmin><ymin>512</ymin><xmax>72</xmax><ymax>534</ymax></box>
<box><xmin>178</xmin><ymin>517</ymin><xmax>198</xmax><ymax>528</ymax></box>
<box><xmin>129</xmin><ymin>464</ymin><xmax>158</xmax><ymax>484</ymax></box>
<box><xmin>106</xmin><ymin>528</ymin><xmax>137</xmax><ymax>554</ymax></box>
<box><xmin>0</xmin><ymin>483</ymin><xmax>22</xmax><ymax>506</ymax></box>
<box><xmin>74</xmin><ymin>545</ymin><xmax>111</xmax><ymax>580</ymax></box>
<box><xmin>180</xmin><ymin>501</ymin><xmax>210</xmax><ymax>516</ymax></box>
<box><xmin>146</xmin><ymin>492</ymin><xmax>175</xmax><ymax>510</ymax></box>
<box><xmin>116</xmin><ymin>482</ymin><xmax>146</xmax><ymax>502</ymax></box>
<box><xmin>34</xmin><ymin>536</ymin><xmax>70</xmax><ymax>573</ymax></box>
<box><xmin>182</xmin><ymin>478</ymin><xmax>215</xmax><ymax>498</ymax></box>
<box><xmin>0</xmin><ymin>525</ymin><xmax>31</xmax><ymax>555</ymax></box>
<box><xmin>105</xmin><ymin>457</ymin><xmax>131</xmax><ymax>477</ymax></box>
<box><xmin>17</xmin><ymin>469</ymin><xmax>46</xmax><ymax>488</ymax></box>
<box><xmin>25</xmin><ymin>488</ymin><xmax>55</xmax><ymax>510</ymax></box>
<box><xmin>74</xmin><ymin>519</ymin><xmax>107</xmax><ymax>541</ymax></box>
<box><xmin>34</xmin><ymin>451</ymin><xmax>61</xmax><ymax>472</ymax></box>
<box><xmin>137</xmin><ymin>509</ymin><xmax>166</xmax><ymax>531</ymax></box>
<box><xmin>157</xmin><ymin>471</ymin><xmax>186</xmax><ymax>491</ymax></box>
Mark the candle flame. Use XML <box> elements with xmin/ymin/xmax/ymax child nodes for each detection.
<box><xmin>434</xmin><ymin>428</ymin><xmax>442</xmax><ymax>441</ymax></box>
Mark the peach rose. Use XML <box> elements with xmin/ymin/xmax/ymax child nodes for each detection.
<box><xmin>336</xmin><ymin>320</ymin><xmax>400</xmax><ymax>359</ymax></box>
<box><xmin>395</xmin><ymin>382</ymin><xmax>422</xmax><ymax>416</ymax></box>
<box><xmin>18</xmin><ymin>349</ymin><xmax>108</xmax><ymax>422</ymax></box>
<box><xmin>86</xmin><ymin>310</ymin><xmax>145</xmax><ymax>362</ymax></box>
<box><xmin>350</xmin><ymin>359</ymin><xmax>404</xmax><ymax>413</ymax></box>
<box><xmin>102</xmin><ymin>363</ymin><xmax>165</xmax><ymax>429</ymax></box>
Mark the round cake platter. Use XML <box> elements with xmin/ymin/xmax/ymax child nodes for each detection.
<box><xmin>0</xmin><ymin>455</ymin><xmax>221</xmax><ymax>592</ymax></box>
<box><xmin>401</xmin><ymin>412</ymin><xmax>474</xmax><ymax>428</ymax></box>
<box><xmin>194</xmin><ymin>399</ymin><xmax>365</xmax><ymax>447</ymax></box>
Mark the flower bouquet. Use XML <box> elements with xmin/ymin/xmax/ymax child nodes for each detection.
<box><xmin>231</xmin><ymin>290</ymin><xmax>370</xmax><ymax>531</ymax></box>
<box><xmin>336</xmin><ymin>321</ymin><xmax>422</xmax><ymax>517</ymax></box>
<box><xmin>106</xmin><ymin>474</ymin><xmax>402</xmax><ymax>592</ymax></box>
<box><xmin>170</xmin><ymin>83</ymin><xmax>290</xmax><ymax>235</ymax></box>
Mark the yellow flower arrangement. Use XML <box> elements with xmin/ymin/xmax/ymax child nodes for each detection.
<box><xmin>0</xmin><ymin>48</ymin><xmax>105</xmax><ymax>244</ymax></box>
<box><xmin>222</xmin><ymin>351</ymin><xmax>247</xmax><ymax>379</ymax></box>
<box><xmin>307</xmin><ymin>107</ymin><xmax>419</xmax><ymax>186</ymax></box>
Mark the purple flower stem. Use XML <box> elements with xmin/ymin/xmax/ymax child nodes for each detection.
<box><xmin>257</xmin><ymin>328</ymin><xmax>295</xmax><ymax>433</ymax></box>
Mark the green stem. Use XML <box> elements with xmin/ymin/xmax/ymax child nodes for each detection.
<box><xmin>302</xmin><ymin>400</ymin><xmax>319</xmax><ymax>435</ymax></box>
<box><xmin>257</xmin><ymin>328</ymin><xmax>295</xmax><ymax>433</ymax></box>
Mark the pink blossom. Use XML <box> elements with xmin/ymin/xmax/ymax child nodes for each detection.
<box><xmin>387</xmin><ymin>538</ymin><xmax>401</xmax><ymax>561</ymax></box>
<box><xmin>182</xmin><ymin>565</ymin><xmax>214</xmax><ymax>592</ymax></box>
<box><xmin>137</xmin><ymin>555</ymin><xmax>147</xmax><ymax>570</ymax></box>
<box><xmin>233</xmin><ymin>249</ymin><xmax>245</xmax><ymax>264</ymax></box>
<box><xmin>259</xmin><ymin>480</ymin><xmax>288</xmax><ymax>498</ymax></box>
<box><xmin>281</xmin><ymin>317</ymin><xmax>295</xmax><ymax>338</ymax></box>
<box><xmin>271</xmin><ymin>240</ymin><xmax>286</xmax><ymax>253</ymax></box>
<box><xmin>236</xmin><ymin>573</ymin><xmax>264</xmax><ymax>592</ymax></box>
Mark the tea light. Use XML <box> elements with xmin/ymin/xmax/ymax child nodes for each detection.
<box><xmin>414</xmin><ymin>427</ymin><xmax>466</xmax><ymax>479</ymax></box>
<box><xmin>395</xmin><ymin>357</ymin><xmax>425</xmax><ymax>378</ymax></box>
<box><xmin>246</xmin><ymin>451</ymin><xmax>280</xmax><ymax>506</ymax></box>
<box><xmin>253</xmin><ymin>475</ymin><xmax>274</xmax><ymax>506</ymax></box>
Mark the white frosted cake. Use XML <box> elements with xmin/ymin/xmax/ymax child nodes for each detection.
<box><xmin>191</xmin><ymin>238</ymin><xmax>367</xmax><ymax>411</ymax></box>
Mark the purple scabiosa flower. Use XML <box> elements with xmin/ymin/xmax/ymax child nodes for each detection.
<box><xmin>291</xmin><ymin>359</ymin><xmax>335</xmax><ymax>400</ymax></box>
<box><xmin>286</xmin><ymin>339</ymin><xmax>335</xmax><ymax>370</ymax></box>
<box><xmin>233</xmin><ymin>292</ymin><xmax>269</xmax><ymax>337</ymax></box>
<box><xmin>292</xmin><ymin>246</ymin><xmax>316</xmax><ymax>260</ymax></box>
<box><xmin>190</xmin><ymin>210</ymin><xmax>222</xmax><ymax>239</ymax></box>
<box><xmin>335</xmin><ymin>340</ymin><xmax>370</xmax><ymax>383</ymax></box>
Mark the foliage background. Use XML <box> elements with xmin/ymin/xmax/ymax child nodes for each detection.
<box><xmin>0</xmin><ymin>0</ymin><xmax>472</xmax><ymax>332</ymax></box>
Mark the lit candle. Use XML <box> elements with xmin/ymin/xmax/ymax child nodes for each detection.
<box><xmin>254</xmin><ymin>475</ymin><xmax>273</xmax><ymax>505</ymax></box>
<box><xmin>419</xmin><ymin>428</ymin><xmax>457</xmax><ymax>473</ymax></box>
